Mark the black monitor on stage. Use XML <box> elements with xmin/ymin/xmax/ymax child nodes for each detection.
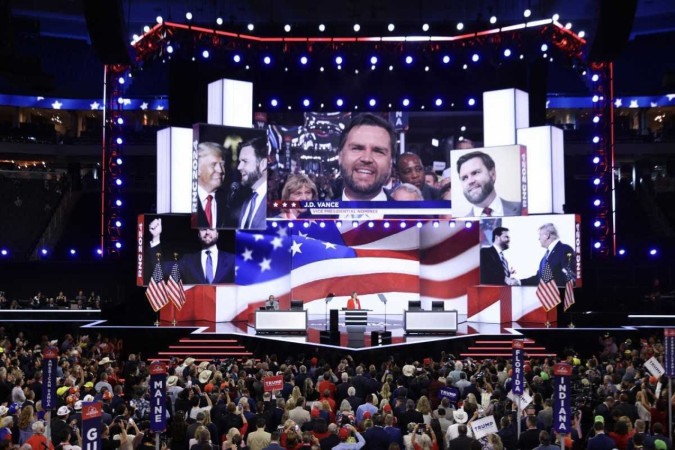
<box><xmin>431</xmin><ymin>301</ymin><xmax>445</xmax><ymax>311</ymax></box>
<box><xmin>290</xmin><ymin>300</ymin><xmax>304</xmax><ymax>311</ymax></box>
<box><xmin>408</xmin><ymin>300</ymin><xmax>422</xmax><ymax>311</ymax></box>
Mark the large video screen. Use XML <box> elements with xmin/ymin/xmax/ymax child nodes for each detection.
<box><xmin>136</xmin><ymin>214</ymin><xmax>236</xmax><ymax>286</ymax></box>
<box><xmin>191</xmin><ymin>124</ymin><xmax>268</xmax><ymax>230</ymax></box>
<box><xmin>264</xmin><ymin>111</ymin><xmax>452</xmax><ymax>220</ymax></box>
<box><xmin>478</xmin><ymin>214</ymin><xmax>582</xmax><ymax>288</ymax></box>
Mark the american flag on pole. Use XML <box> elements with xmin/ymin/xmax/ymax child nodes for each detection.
<box><xmin>234</xmin><ymin>221</ymin><xmax>479</xmax><ymax>320</ymax></box>
<box><xmin>563</xmin><ymin>272</ymin><xmax>575</xmax><ymax>311</ymax></box>
<box><xmin>166</xmin><ymin>260</ymin><xmax>186</xmax><ymax>311</ymax></box>
<box><xmin>536</xmin><ymin>259</ymin><xmax>561</xmax><ymax>312</ymax></box>
<box><xmin>146</xmin><ymin>259</ymin><xmax>169</xmax><ymax>312</ymax></box>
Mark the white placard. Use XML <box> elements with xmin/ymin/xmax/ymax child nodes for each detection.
<box><xmin>433</xmin><ymin>161</ymin><xmax>447</xmax><ymax>171</ymax></box>
<box><xmin>644</xmin><ymin>357</ymin><xmax>665</xmax><ymax>378</ymax></box>
<box><xmin>507</xmin><ymin>391</ymin><xmax>533</xmax><ymax>410</ymax></box>
<box><xmin>471</xmin><ymin>415</ymin><xmax>498</xmax><ymax>439</ymax></box>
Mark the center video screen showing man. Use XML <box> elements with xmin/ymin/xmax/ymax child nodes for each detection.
<box><xmin>191</xmin><ymin>124</ymin><xmax>269</xmax><ymax>230</ymax></box>
<box><xmin>265</xmin><ymin>112</ymin><xmax>452</xmax><ymax>220</ymax></box>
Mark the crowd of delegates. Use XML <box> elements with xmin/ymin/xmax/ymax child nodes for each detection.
<box><xmin>0</xmin><ymin>290</ymin><xmax>103</xmax><ymax>310</ymax></box>
<box><xmin>0</xmin><ymin>328</ymin><xmax>673</xmax><ymax>450</ymax></box>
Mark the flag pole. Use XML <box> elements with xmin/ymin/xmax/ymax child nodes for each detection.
<box><xmin>154</xmin><ymin>252</ymin><xmax>162</xmax><ymax>327</ymax></box>
<box><xmin>172</xmin><ymin>253</ymin><xmax>180</xmax><ymax>326</ymax></box>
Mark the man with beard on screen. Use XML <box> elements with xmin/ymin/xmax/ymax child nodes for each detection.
<box><xmin>146</xmin><ymin>218</ymin><xmax>235</xmax><ymax>285</ymax></box>
<box><xmin>456</xmin><ymin>150</ymin><xmax>522</xmax><ymax>217</ymax></box>
<box><xmin>237</xmin><ymin>137</ymin><xmax>268</xmax><ymax>229</ymax></box>
<box><xmin>336</xmin><ymin>113</ymin><xmax>395</xmax><ymax>202</ymax></box>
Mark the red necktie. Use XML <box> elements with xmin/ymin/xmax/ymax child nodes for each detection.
<box><xmin>482</xmin><ymin>207</ymin><xmax>493</xmax><ymax>217</ymax></box>
<box><xmin>205</xmin><ymin>195</ymin><xmax>213</xmax><ymax>228</ymax></box>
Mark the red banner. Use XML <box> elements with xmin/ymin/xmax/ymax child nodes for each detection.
<box><xmin>263</xmin><ymin>375</ymin><xmax>283</xmax><ymax>392</ymax></box>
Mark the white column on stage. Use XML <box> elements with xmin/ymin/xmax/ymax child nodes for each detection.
<box><xmin>156</xmin><ymin>127</ymin><xmax>192</xmax><ymax>213</ymax></box>
<box><xmin>207</xmin><ymin>79</ymin><xmax>253</xmax><ymax>128</ymax></box>
<box><xmin>482</xmin><ymin>88</ymin><xmax>529</xmax><ymax>147</ymax></box>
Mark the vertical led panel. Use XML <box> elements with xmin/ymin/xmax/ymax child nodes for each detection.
<box><xmin>517</xmin><ymin>126</ymin><xmax>565</xmax><ymax>214</ymax></box>
<box><xmin>483</xmin><ymin>89</ymin><xmax>529</xmax><ymax>147</ymax></box>
<box><xmin>208</xmin><ymin>79</ymin><xmax>253</xmax><ymax>127</ymax></box>
<box><xmin>156</xmin><ymin>127</ymin><xmax>192</xmax><ymax>213</ymax></box>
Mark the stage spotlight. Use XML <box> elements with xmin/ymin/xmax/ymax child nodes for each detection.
<box><xmin>594</xmin><ymin>220</ymin><xmax>601</xmax><ymax>228</ymax></box>
<box><xmin>565</xmin><ymin>22</ymin><xmax>572</xmax><ymax>29</ymax></box>
<box><xmin>336</xmin><ymin>98</ymin><xmax>344</xmax><ymax>107</ymax></box>
<box><xmin>335</xmin><ymin>56</ymin><xmax>343</xmax><ymax>65</ymax></box>
<box><xmin>247</xmin><ymin>23</ymin><xmax>254</xmax><ymax>31</ymax></box>
<box><xmin>442</xmin><ymin>55</ymin><xmax>450</xmax><ymax>64</ymax></box>
<box><xmin>70</xmin><ymin>249</ymin><xmax>77</xmax><ymax>255</ymax></box>
<box><xmin>618</xmin><ymin>248</ymin><xmax>626</xmax><ymax>256</ymax></box>
<box><xmin>319</xmin><ymin>222</ymin><xmax>326</xmax><ymax>228</ymax></box>
<box><xmin>284</xmin><ymin>24</ymin><xmax>291</xmax><ymax>32</ymax></box>
<box><xmin>449</xmin><ymin>222</ymin><xmax>456</xmax><ymax>228</ymax></box>
<box><xmin>287</xmin><ymin>222</ymin><xmax>294</xmax><ymax>228</ymax></box>
<box><xmin>457</xmin><ymin>22</ymin><xmax>464</xmax><ymax>30</ymax></box>
<box><xmin>552</xmin><ymin>13</ymin><xmax>560</xmax><ymax>21</ymax></box>
<box><xmin>504</xmin><ymin>48</ymin><xmax>512</xmax><ymax>57</ymax></box>
<box><xmin>166</xmin><ymin>45</ymin><xmax>173</xmax><ymax>54</ymax></box>
<box><xmin>370</xmin><ymin>56</ymin><xmax>378</xmax><ymax>65</ymax></box>
<box><xmin>435</xmin><ymin>98</ymin><xmax>443</xmax><ymax>107</ymax></box>
<box><xmin>388</xmin><ymin>65</ymin><xmax>393</xmax><ymax>71</ymax></box>
<box><xmin>303</xmin><ymin>98</ymin><xmax>310</xmax><ymax>107</ymax></box>
<box><xmin>115</xmin><ymin>199</ymin><xmax>123</xmax><ymax>206</ymax></box>
<box><xmin>460</xmin><ymin>125</ymin><xmax>467</xmax><ymax>131</ymax></box>
<box><xmin>216</xmin><ymin>17</ymin><xmax>223</xmax><ymax>26</ymax></box>
<box><xmin>472</xmin><ymin>54</ymin><xmax>480</xmax><ymax>62</ymax></box>
<box><xmin>402</xmin><ymin>98</ymin><xmax>410</xmax><ymax>107</ymax></box>
<box><xmin>300</xmin><ymin>56</ymin><xmax>308</xmax><ymax>65</ymax></box>
<box><xmin>303</xmin><ymin>222</ymin><xmax>310</xmax><ymax>228</ymax></box>
<box><xmin>41</xmin><ymin>248</ymin><xmax>48</xmax><ymax>256</ymax></box>
<box><xmin>263</xmin><ymin>56</ymin><xmax>271</xmax><ymax>65</ymax></box>
<box><xmin>383</xmin><ymin>222</ymin><xmax>390</xmax><ymax>228</ymax></box>
<box><xmin>156</xmin><ymin>16</ymin><xmax>163</xmax><ymax>24</ymax></box>
<box><xmin>591</xmin><ymin>74</ymin><xmax>599</xmax><ymax>82</ymax></box>
<box><xmin>202</xmin><ymin>50</ymin><xmax>210</xmax><ymax>59</ymax></box>
<box><xmin>593</xmin><ymin>116</ymin><xmax>600</xmax><ymax>124</ymax></box>
<box><xmin>578</xmin><ymin>30</ymin><xmax>586</xmax><ymax>38</ymax></box>
<box><xmin>422</xmin><ymin>23</ymin><xmax>429</xmax><ymax>32</ymax></box>
<box><xmin>593</xmin><ymin>178</ymin><xmax>601</xmax><ymax>186</ymax></box>
<box><xmin>0</xmin><ymin>249</ymin><xmax>7</xmax><ymax>256</ymax></box>
<box><xmin>116</xmin><ymin>137</ymin><xmax>123</xmax><ymax>145</ymax></box>
<box><xmin>400</xmin><ymin>222</ymin><xmax>407</xmax><ymax>228</ymax></box>
<box><xmin>116</xmin><ymin>157</ymin><xmax>123</xmax><ymax>165</ymax></box>
<box><xmin>592</xmin><ymin>156</ymin><xmax>601</xmax><ymax>164</ymax></box>
<box><xmin>424</xmin><ymin>66</ymin><xmax>429</xmax><ymax>72</ymax></box>
<box><xmin>96</xmin><ymin>248</ymin><xmax>103</xmax><ymax>256</ymax></box>
<box><xmin>270</xmin><ymin>98</ymin><xmax>278</xmax><ymax>107</ymax></box>
<box><xmin>115</xmin><ymin>242</ymin><xmax>122</xmax><ymax>249</ymax></box>
<box><xmin>143</xmin><ymin>25</ymin><xmax>150</xmax><ymax>33</ymax></box>
<box><xmin>336</xmin><ymin>221</ymin><xmax>342</xmax><ymax>228</ymax></box>
<box><xmin>115</xmin><ymin>179</ymin><xmax>123</xmax><ymax>186</ymax></box>
<box><xmin>185</xmin><ymin>12</ymin><xmax>192</xmax><ymax>20</ymax></box>
<box><xmin>490</xmin><ymin>16</ymin><xmax>497</xmax><ymax>24</ymax></box>
<box><xmin>467</xmin><ymin>98</ymin><xmax>476</xmax><ymax>106</ymax></box>
<box><xmin>593</xmin><ymin>199</ymin><xmax>601</xmax><ymax>207</ymax></box>
<box><xmin>369</xmin><ymin>98</ymin><xmax>376</xmax><ymax>107</ymax></box>
<box><xmin>465</xmin><ymin>222</ymin><xmax>473</xmax><ymax>228</ymax></box>
<box><xmin>594</xmin><ymin>242</ymin><xmax>601</xmax><ymax>249</ymax></box>
<box><xmin>416</xmin><ymin>222</ymin><xmax>423</xmax><ymax>228</ymax></box>
<box><xmin>118</xmin><ymin>76</ymin><xmax>125</xmax><ymax>84</ymax></box>
<box><xmin>117</xmin><ymin>117</ymin><xmax>124</xmax><ymax>125</ymax></box>
<box><xmin>388</xmin><ymin>23</ymin><xmax>395</xmax><ymax>32</ymax></box>
<box><xmin>432</xmin><ymin>221</ymin><xmax>439</xmax><ymax>228</ymax></box>
<box><xmin>368</xmin><ymin>222</ymin><xmax>374</xmax><ymax>228</ymax></box>
<box><xmin>353</xmin><ymin>23</ymin><xmax>360</xmax><ymax>32</ymax></box>
<box><xmin>233</xmin><ymin>54</ymin><xmax>241</xmax><ymax>63</ymax></box>
<box><xmin>649</xmin><ymin>248</ymin><xmax>658</xmax><ymax>256</ymax></box>
<box><xmin>405</xmin><ymin>55</ymin><xmax>413</xmax><ymax>64</ymax></box>
<box><xmin>523</xmin><ymin>9</ymin><xmax>531</xmax><ymax>17</ymax></box>
<box><xmin>592</xmin><ymin>95</ymin><xmax>599</xmax><ymax>103</ymax></box>
<box><xmin>319</xmin><ymin>24</ymin><xmax>325</xmax><ymax>32</ymax></box>
<box><xmin>271</xmin><ymin>222</ymin><xmax>278</xmax><ymax>228</ymax></box>
<box><xmin>592</xmin><ymin>136</ymin><xmax>600</xmax><ymax>144</ymax></box>
<box><xmin>541</xmin><ymin>44</ymin><xmax>548</xmax><ymax>52</ymax></box>
<box><xmin>115</xmin><ymin>220</ymin><xmax>122</xmax><ymax>227</ymax></box>
<box><xmin>352</xmin><ymin>221</ymin><xmax>359</xmax><ymax>227</ymax></box>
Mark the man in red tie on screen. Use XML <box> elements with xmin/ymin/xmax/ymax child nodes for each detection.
<box><xmin>347</xmin><ymin>291</ymin><xmax>361</xmax><ymax>310</ymax></box>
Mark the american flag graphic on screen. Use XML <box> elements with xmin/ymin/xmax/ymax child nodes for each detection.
<box><xmin>234</xmin><ymin>221</ymin><xmax>479</xmax><ymax>319</ymax></box>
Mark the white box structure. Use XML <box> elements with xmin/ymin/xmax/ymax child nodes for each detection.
<box><xmin>517</xmin><ymin>126</ymin><xmax>566</xmax><ymax>214</ymax></box>
<box><xmin>156</xmin><ymin>127</ymin><xmax>192</xmax><ymax>213</ymax></box>
<box><xmin>483</xmin><ymin>89</ymin><xmax>529</xmax><ymax>147</ymax></box>
<box><xmin>207</xmin><ymin>78</ymin><xmax>253</xmax><ymax>128</ymax></box>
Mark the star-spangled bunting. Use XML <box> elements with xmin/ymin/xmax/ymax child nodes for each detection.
<box><xmin>536</xmin><ymin>259</ymin><xmax>561</xmax><ymax>312</ymax></box>
<box><xmin>146</xmin><ymin>259</ymin><xmax>169</xmax><ymax>312</ymax></box>
<box><xmin>166</xmin><ymin>260</ymin><xmax>186</xmax><ymax>311</ymax></box>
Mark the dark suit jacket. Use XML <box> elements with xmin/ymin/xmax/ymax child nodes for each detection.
<box><xmin>147</xmin><ymin>244</ymin><xmax>235</xmax><ymax>285</ymax></box>
<box><xmin>449</xmin><ymin>435</ymin><xmax>475</xmax><ymax>450</ymax></box>
<box><xmin>237</xmin><ymin>190</ymin><xmax>267</xmax><ymax>230</ymax></box>
<box><xmin>193</xmin><ymin>189</ymin><xmax>230</xmax><ymax>229</ymax></box>
<box><xmin>420</xmin><ymin>183</ymin><xmax>441</xmax><ymax>200</ymax></box>
<box><xmin>363</xmin><ymin>426</ymin><xmax>392</xmax><ymax>450</ymax></box>
<box><xmin>463</xmin><ymin>197</ymin><xmax>522</xmax><ymax>217</ymax></box>
<box><xmin>480</xmin><ymin>246</ymin><xmax>508</xmax><ymax>285</ymax></box>
<box><xmin>521</xmin><ymin>241</ymin><xmax>576</xmax><ymax>287</ymax></box>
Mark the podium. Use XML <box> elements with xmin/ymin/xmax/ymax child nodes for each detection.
<box><xmin>343</xmin><ymin>309</ymin><xmax>368</xmax><ymax>348</ymax></box>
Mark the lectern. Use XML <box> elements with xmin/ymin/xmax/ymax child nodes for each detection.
<box><xmin>343</xmin><ymin>309</ymin><xmax>368</xmax><ymax>348</ymax></box>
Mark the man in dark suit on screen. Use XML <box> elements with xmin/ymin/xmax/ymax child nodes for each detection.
<box><xmin>480</xmin><ymin>226</ymin><xmax>518</xmax><ymax>285</ymax></box>
<box><xmin>146</xmin><ymin>218</ymin><xmax>235</xmax><ymax>285</ymax></box>
<box><xmin>457</xmin><ymin>151</ymin><xmax>522</xmax><ymax>217</ymax></box>
<box><xmin>518</xmin><ymin>223</ymin><xmax>576</xmax><ymax>287</ymax></box>
<box><xmin>193</xmin><ymin>142</ymin><xmax>231</xmax><ymax>229</ymax></box>
<box><xmin>236</xmin><ymin>137</ymin><xmax>268</xmax><ymax>230</ymax></box>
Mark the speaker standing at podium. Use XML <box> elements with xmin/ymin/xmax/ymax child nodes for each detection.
<box><xmin>265</xmin><ymin>295</ymin><xmax>279</xmax><ymax>310</ymax></box>
<box><xmin>347</xmin><ymin>292</ymin><xmax>361</xmax><ymax>310</ymax></box>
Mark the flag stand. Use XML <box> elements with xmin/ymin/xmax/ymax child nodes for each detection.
<box><xmin>172</xmin><ymin>304</ymin><xmax>177</xmax><ymax>326</ymax></box>
<box><xmin>154</xmin><ymin>312</ymin><xmax>160</xmax><ymax>327</ymax></box>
